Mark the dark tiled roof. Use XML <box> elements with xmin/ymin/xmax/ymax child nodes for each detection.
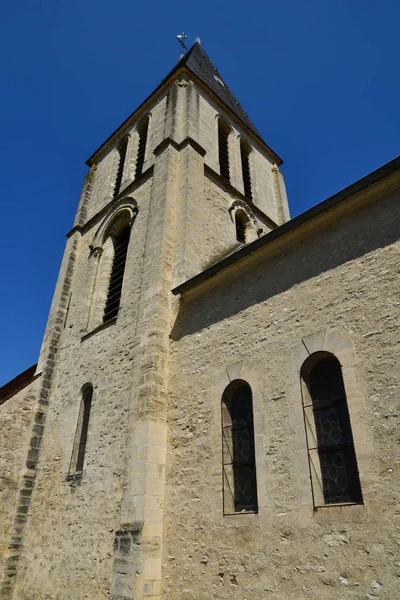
<box><xmin>0</xmin><ymin>364</ymin><xmax>39</xmax><ymax>404</ymax></box>
<box><xmin>175</xmin><ymin>42</ymin><xmax>264</xmax><ymax>141</ymax></box>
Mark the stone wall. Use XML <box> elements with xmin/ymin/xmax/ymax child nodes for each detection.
<box><xmin>164</xmin><ymin>185</ymin><xmax>400</xmax><ymax>600</ymax></box>
<box><xmin>5</xmin><ymin>56</ymin><xmax>396</xmax><ymax>600</ymax></box>
<box><xmin>0</xmin><ymin>378</ymin><xmax>38</xmax><ymax>565</ymax></box>
<box><xmin>198</xmin><ymin>88</ymin><xmax>286</xmax><ymax>224</ymax></box>
<box><xmin>84</xmin><ymin>93</ymin><xmax>168</xmax><ymax>224</ymax></box>
<box><xmin>13</xmin><ymin>177</ymin><xmax>153</xmax><ymax>600</ymax></box>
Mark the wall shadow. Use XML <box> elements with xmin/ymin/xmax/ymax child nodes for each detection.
<box><xmin>170</xmin><ymin>192</ymin><xmax>400</xmax><ymax>341</ymax></box>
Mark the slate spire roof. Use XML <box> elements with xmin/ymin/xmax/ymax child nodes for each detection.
<box><xmin>87</xmin><ymin>41</ymin><xmax>281</xmax><ymax>165</ymax></box>
<box><xmin>164</xmin><ymin>41</ymin><xmax>264</xmax><ymax>142</ymax></box>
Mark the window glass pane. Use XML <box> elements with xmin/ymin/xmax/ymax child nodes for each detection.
<box><xmin>319</xmin><ymin>446</ymin><xmax>363</xmax><ymax>504</ymax></box>
<box><xmin>314</xmin><ymin>402</ymin><xmax>354</xmax><ymax>447</ymax></box>
<box><xmin>222</xmin><ymin>380</ymin><xmax>258</xmax><ymax>513</ymax></box>
<box><xmin>303</xmin><ymin>355</ymin><xmax>363</xmax><ymax>505</ymax></box>
<box><xmin>233</xmin><ymin>464</ymin><xmax>258</xmax><ymax>512</ymax></box>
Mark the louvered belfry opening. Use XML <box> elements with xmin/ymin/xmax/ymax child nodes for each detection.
<box><xmin>103</xmin><ymin>226</ymin><xmax>130</xmax><ymax>322</ymax></box>
<box><xmin>114</xmin><ymin>137</ymin><xmax>128</xmax><ymax>198</ymax></box>
<box><xmin>218</xmin><ymin>120</ymin><xmax>230</xmax><ymax>181</ymax></box>
<box><xmin>302</xmin><ymin>353</ymin><xmax>363</xmax><ymax>506</ymax></box>
<box><xmin>135</xmin><ymin>118</ymin><xmax>149</xmax><ymax>179</ymax></box>
<box><xmin>69</xmin><ymin>385</ymin><xmax>93</xmax><ymax>476</ymax></box>
<box><xmin>222</xmin><ymin>380</ymin><xmax>258</xmax><ymax>514</ymax></box>
<box><xmin>240</xmin><ymin>140</ymin><xmax>253</xmax><ymax>200</ymax></box>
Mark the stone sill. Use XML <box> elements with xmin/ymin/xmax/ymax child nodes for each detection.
<box><xmin>81</xmin><ymin>317</ymin><xmax>117</xmax><ymax>342</ymax></box>
<box><xmin>224</xmin><ymin>510</ymin><xmax>258</xmax><ymax>516</ymax></box>
<box><xmin>312</xmin><ymin>502</ymin><xmax>365</xmax><ymax>523</ymax></box>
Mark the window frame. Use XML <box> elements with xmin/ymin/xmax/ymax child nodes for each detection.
<box><xmin>135</xmin><ymin>117</ymin><xmax>149</xmax><ymax>179</ymax></box>
<box><xmin>240</xmin><ymin>138</ymin><xmax>253</xmax><ymax>200</ymax></box>
<box><xmin>301</xmin><ymin>352</ymin><xmax>364</xmax><ymax>508</ymax></box>
<box><xmin>114</xmin><ymin>136</ymin><xmax>129</xmax><ymax>198</ymax></box>
<box><xmin>86</xmin><ymin>200</ymin><xmax>138</xmax><ymax>334</ymax></box>
<box><xmin>217</xmin><ymin>118</ymin><xmax>231</xmax><ymax>182</ymax></box>
<box><xmin>221</xmin><ymin>379</ymin><xmax>258</xmax><ymax>515</ymax></box>
<box><xmin>68</xmin><ymin>384</ymin><xmax>93</xmax><ymax>479</ymax></box>
<box><xmin>102</xmin><ymin>225</ymin><xmax>131</xmax><ymax>323</ymax></box>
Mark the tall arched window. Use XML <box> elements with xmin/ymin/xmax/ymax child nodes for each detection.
<box><xmin>240</xmin><ymin>139</ymin><xmax>252</xmax><ymax>200</ymax></box>
<box><xmin>301</xmin><ymin>352</ymin><xmax>363</xmax><ymax>506</ymax></box>
<box><xmin>222</xmin><ymin>380</ymin><xmax>258</xmax><ymax>514</ymax></box>
<box><xmin>135</xmin><ymin>117</ymin><xmax>149</xmax><ymax>179</ymax></box>
<box><xmin>218</xmin><ymin>119</ymin><xmax>230</xmax><ymax>182</ymax></box>
<box><xmin>88</xmin><ymin>203</ymin><xmax>136</xmax><ymax>332</ymax></box>
<box><xmin>69</xmin><ymin>384</ymin><xmax>93</xmax><ymax>477</ymax></box>
<box><xmin>114</xmin><ymin>137</ymin><xmax>129</xmax><ymax>198</ymax></box>
<box><xmin>103</xmin><ymin>225</ymin><xmax>130</xmax><ymax>322</ymax></box>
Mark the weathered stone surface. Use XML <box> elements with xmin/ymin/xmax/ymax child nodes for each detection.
<box><xmin>164</xmin><ymin>185</ymin><xmax>400</xmax><ymax>600</ymax></box>
<box><xmin>0</xmin><ymin>47</ymin><xmax>399</xmax><ymax>600</ymax></box>
<box><xmin>0</xmin><ymin>378</ymin><xmax>38</xmax><ymax>564</ymax></box>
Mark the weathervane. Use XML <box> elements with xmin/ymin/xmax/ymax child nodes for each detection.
<box><xmin>176</xmin><ymin>32</ymin><xmax>188</xmax><ymax>51</ymax></box>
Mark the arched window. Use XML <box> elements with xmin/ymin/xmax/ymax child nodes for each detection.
<box><xmin>114</xmin><ymin>137</ymin><xmax>129</xmax><ymax>198</ymax></box>
<box><xmin>69</xmin><ymin>384</ymin><xmax>93</xmax><ymax>477</ymax></box>
<box><xmin>135</xmin><ymin>117</ymin><xmax>149</xmax><ymax>178</ymax></box>
<box><xmin>221</xmin><ymin>380</ymin><xmax>258</xmax><ymax>514</ymax></box>
<box><xmin>218</xmin><ymin>119</ymin><xmax>230</xmax><ymax>182</ymax></box>
<box><xmin>103</xmin><ymin>225</ymin><xmax>130</xmax><ymax>322</ymax></box>
<box><xmin>88</xmin><ymin>203</ymin><xmax>136</xmax><ymax>332</ymax></box>
<box><xmin>235</xmin><ymin>210</ymin><xmax>248</xmax><ymax>243</ymax></box>
<box><xmin>240</xmin><ymin>139</ymin><xmax>252</xmax><ymax>200</ymax></box>
<box><xmin>301</xmin><ymin>353</ymin><xmax>363</xmax><ymax>506</ymax></box>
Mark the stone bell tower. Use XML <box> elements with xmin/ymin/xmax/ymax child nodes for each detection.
<box><xmin>2</xmin><ymin>42</ymin><xmax>289</xmax><ymax>600</ymax></box>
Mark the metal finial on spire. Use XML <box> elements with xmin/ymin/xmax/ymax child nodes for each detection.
<box><xmin>176</xmin><ymin>32</ymin><xmax>188</xmax><ymax>51</ymax></box>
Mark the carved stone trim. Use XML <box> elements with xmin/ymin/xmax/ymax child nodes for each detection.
<box><xmin>90</xmin><ymin>197</ymin><xmax>138</xmax><ymax>249</ymax></box>
<box><xmin>228</xmin><ymin>199</ymin><xmax>258</xmax><ymax>230</ymax></box>
<box><xmin>153</xmin><ymin>136</ymin><xmax>206</xmax><ymax>157</ymax></box>
<box><xmin>175</xmin><ymin>78</ymin><xmax>191</xmax><ymax>87</ymax></box>
<box><xmin>90</xmin><ymin>247</ymin><xmax>103</xmax><ymax>260</ymax></box>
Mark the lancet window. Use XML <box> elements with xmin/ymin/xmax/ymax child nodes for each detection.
<box><xmin>135</xmin><ymin>117</ymin><xmax>149</xmax><ymax>178</ymax></box>
<box><xmin>69</xmin><ymin>384</ymin><xmax>93</xmax><ymax>477</ymax></box>
<box><xmin>218</xmin><ymin>119</ymin><xmax>230</xmax><ymax>181</ymax></box>
<box><xmin>301</xmin><ymin>353</ymin><xmax>363</xmax><ymax>506</ymax></box>
<box><xmin>222</xmin><ymin>380</ymin><xmax>258</xmax><ymax>514</ymax></box>
<box><xmin>240</xmin><ymin>139</ymin><xmax>253</xmax><ymax>200</ymax></box>
<box><xmin>103</xmin><ymin>226</ymin><xmax>130</xmax><ymax>322</ymax></box>
<box><xmin>114</xmin><ymin>137</ymin><xmax>129</xmax><ymax>197</ymax></box>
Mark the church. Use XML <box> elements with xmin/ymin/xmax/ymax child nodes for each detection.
<box><xmin>0</xmin><ymin>41</ymin><xmax>398</xmax><ymax>600</ymax></box>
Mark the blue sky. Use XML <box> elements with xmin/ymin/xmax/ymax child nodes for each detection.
<box><xmin>1</xmin><ymin>0</ymin><xmax>399</xmax><ymax>385</ymax></box>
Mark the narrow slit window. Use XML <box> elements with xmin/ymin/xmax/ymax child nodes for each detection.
<box><xmin>218</xmin><ymin>120</ymin><xmax>230</xmax><ymax>181</ymax></box>
<box><xmin>69</xmin><ymin>385</ymin><xmax>93</xmax><ymax>477</ymax></box>
<box><xmin>135</xmin><ymin>118</ymin><xmax>149</xmax><ymax>178</ymax></box>
<box><xmin>240</xmin><ymin>140</ymin><xmax>253</xmax><ymax>200</ymax></box>
<box><xmin>114</xmin><ymin>137</ymin><xmax>129</xmax><ymax>198</ymax></box>
<box><xmin>235</xmin><ymin>210</ymin><xmax>248</xmax><ymax>244</ymax></box>
<box><xmin>103</xmin><ymin>226</ymin><xmax>130</xmax><ymax>322</ymax></box>
<box><xmin>222</xmin><ymin>380</ymin><xmax>258</xmax><ymax>514</ymax></box>
<box><xmin>301</xmin><ymin>353</ymin><xmax>363</xmax><ymax>506</ymax></box>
